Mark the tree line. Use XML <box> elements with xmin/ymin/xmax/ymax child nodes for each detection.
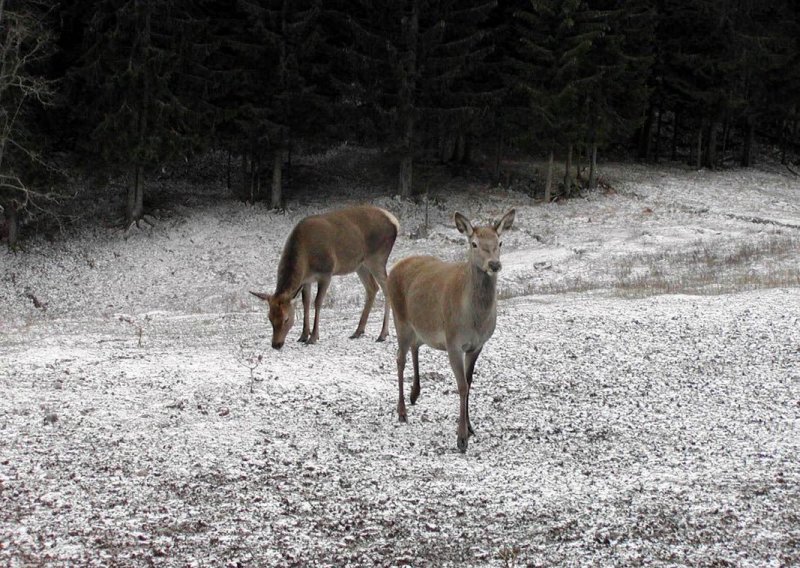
<box><xmin>1</xmin><ymin>0</ymin><xmax>799</xmax><ymax>245</ymax></box>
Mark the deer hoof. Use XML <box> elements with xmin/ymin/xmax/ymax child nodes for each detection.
<box><xmin>298</xmin><ymin>335</ymin><xmax>309</xmax><ymax>343</ymax></box>
<box><xmin>398</xmin><ymin>412</ymin><xmax>407</xmax><ymax>423</ymax></box>
<box><xmin>375</xmin><ymin>334</ymin><xmax>388</xmax><ymax>343</ymax></box>
<box><xmin>457</xmin><ymin>436</ymin><xmax>468</xmax><ymax>453</ymax></box>
<box><xmin>468</xmin><ymin>422</ymin><xmax>475</xmax><ymax>437</ymax></box>
<box><xmin>306</xmin><ymin>336</ymin><xmax>318</xmax><ymax>345</ymax></box>
<box><xmin>410</xmin><ymin>388</ymin><xmax>420</xmax><ymax>405</ymax></box>
<box><xmin>349</xmin><ymin>330</ymin><xmax>364</xmax><ymax>339</ymax></box>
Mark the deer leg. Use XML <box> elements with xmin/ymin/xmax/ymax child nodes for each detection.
<box><xmin>368</xmin><ymin>263</ymin><xmax>392</xmax><ymax>342</ymax></box>
<box><xmin>396</xmin><ymin>327</ymin><xmax>413</xmax><ymax>423</ymax></box>
<box><xmin>308</xmin><ymin>277</ymin><xmax>330</xmax><ymax>345</ymax></box>
<box><xmin>464</xmin><ymin>348</ymin><xmax>482</xmax><ymax>437</ymax></box>
<box><xmin>410</xmin><ymin>341</ymin><xmax>421</xmax><ymax>404</ymax></box>
<box><xmin>351</xmin><ymin>266</ymin><xmax>378</xmax><ymax>339</ymax></box>
<box><xmin>447</xmin><ymin>345</ymin><xmax>469</xmax><ymax>453</ymax></box>
<box><xmin>298</xmin><ymin>283</ymin><xmax>312</xmax><ymax>342</ymax></box>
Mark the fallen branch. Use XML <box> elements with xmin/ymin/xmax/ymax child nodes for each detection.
<box><xmin>24</xmin><ymin>290</ymin><xmax>46</xmax><ymax>310</ymax></box>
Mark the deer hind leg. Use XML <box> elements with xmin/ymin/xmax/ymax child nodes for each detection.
<box><xmin>365</xmin><ymin>257</ymin><xmax>391</xmax><ymax>342</ymax></box>
<box><xmin>464</xmin><ymin>347</ymin><xmax>482</xmax><ymax>437</ymax></box>
<box><xmin>396</xmin><ymin>325</ymin><xmax>414</xmax><ymax>422</ymax></box>
<box><xmin>298</xmin><ymin>283</ymin><xmax>312</xmax><ymax>342</ymax></box>
<box><xmin>308</xmin><ymin>276</ymin><xmax>331</xmax><ymax>345</ymax></box>
<box><xmin>351</xmin><ymin>266</ymin><xmax>378</xmax><ymax>339</ymax></box>
<box><xmin>410</xmin><ymin>341</ymin><xmax>421</xmax><ymax>405</ymax></box>
<box><xmin>447</xmin><ymin>344</ymin><xmax>469</xmax><ymax>453</ymax></box>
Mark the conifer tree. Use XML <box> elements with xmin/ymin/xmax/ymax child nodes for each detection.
<box><xmin>66</xmin><ymin>0</ymin><xmax>208</xmax><ymax>226</ymax></box>
<box><xmin>211</xmin><ymin>0</ymin><xmax>324</xmax><ymax>208</ymax></box>
<box><xmin>580</xmin><ymin>0</ymin><xmax>654</xmax><ymax>187</ymax></box>
<box><xmin>337</xmin><ymin>0</ymin><xmax>494</xmax><ymax>198</ymax></box>
<box><xmin>513</xmin><ymin>0</ymin><xmax>608</xmax><ymax>196</ymax></box>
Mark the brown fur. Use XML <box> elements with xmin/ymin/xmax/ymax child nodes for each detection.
<box><xmin>388</xmin><ymin>209</ymin><xmax>515</xmax><ymax>452</ymax></box>
<box><xmin>251</xmin><ymin>205</ymin><xmax>399</xmax><ymax>349</ymax></box>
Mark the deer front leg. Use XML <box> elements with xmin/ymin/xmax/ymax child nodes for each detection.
<box><xmin>464</xmin><ymin>348</ymin><xmax>482</xmax><ymax>437</ymax></box>
<box><xmin>298</xmin><ymin>283</ymin><xmax>312</xmax><ymax>342</ymax></box>
<box><xmin>447</xmin><ymin>344</ymin><xmax>469</xmax><ymax>453</ymax></box>
<box><xmin>308</xmin><ymin>277</ymin><xmax>330</xmax><ymax>345</ymax></box>
<box><xmin>396</xmin><ymin>328</ymin><xmax>413</xmax><ymax>422</ymax></box>
<box><xmin>410</xmin><ymin>342</ymin><xmax>421</xmax><ymax>405</ymax></box>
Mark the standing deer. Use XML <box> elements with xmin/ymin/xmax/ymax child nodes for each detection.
<box><xmin>387</xmin><ymin>209</ymin><xmax>515</xmax><ymax>452</ymax></box>
<box><xmin>251</xmin><ymin>205</ymin><xmax>399</xmax><ymax>349</ymax></box>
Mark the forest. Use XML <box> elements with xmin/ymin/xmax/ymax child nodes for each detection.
<box><xmin>1</xmin><ymin>0</ymin><xmax>799</xmax><ymax>247</ymax></box>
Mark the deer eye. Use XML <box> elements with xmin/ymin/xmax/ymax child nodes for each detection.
<box><xmin>499</xmin><ymin>241</ymin><xmax>503</xmax><ymax>248</ymax></box>
<box><xmin>471</xmin><ymin>242</ymin><xmax>477</xmax><ymax>248</ymax></box>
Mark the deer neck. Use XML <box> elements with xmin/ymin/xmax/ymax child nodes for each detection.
<box><xmin>275</xmin><ymin>240</ymin><xmax>307</xmax><ymax>299</ymax></box>
<box><xmin>465</xmin><ymin>263</ymin><xmax>497</xmax><ymax>318</ymax></box>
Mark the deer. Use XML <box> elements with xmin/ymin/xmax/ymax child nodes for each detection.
<box><xmin>387</xmin><ymin>208</ymin><xmax>515</xmax><ymax>453</ymax></box>
<box><xmin>250</xmin><ymin>205</ymin><xmax>400</xmax><ymax>349</ymax></box>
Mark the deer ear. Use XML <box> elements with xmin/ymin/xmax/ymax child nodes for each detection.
<box><xmin>250</xmin><ymin>291</ymin><xmax>271</xmax><ymax>302</ymax></box>
<box><xmin>493</xmin><ymin>208</ymin><xmax>516</xmax><ymax>235</ymax></box>
<box><xmin>454</xmin><ymin>212</ymin><xmax>474</xmax><ymax>236</ymax></box>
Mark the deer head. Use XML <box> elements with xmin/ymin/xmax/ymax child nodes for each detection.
<box><xmin>250</xmin><ymin>291</ymin><xmax>295</xmax><ymax>349</ymax></box>
<box><xmin>454</xmin><ymin>209</ymin><xmax>515</xmax><ymax>275</ymax></box>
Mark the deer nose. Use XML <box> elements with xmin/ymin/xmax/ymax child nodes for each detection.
<box><xmin>488</xmin><ymin>260</ymin><xmax>502</xmax><ymax>272</ymax></box>
<box><xmin>272</xmin><ymin>341</ymin><xmax>284</xmax><ymax>350</ymax></box>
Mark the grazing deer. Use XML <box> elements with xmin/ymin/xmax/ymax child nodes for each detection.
<box><xmin>387</xmin><ymin>209</ymin><xmax>515</xmax><ymax>453</ymax></box>
<box><xmin>251</xmin><ymin>205</ymin><xmax>400</xmax><ymax>349</ymax></box>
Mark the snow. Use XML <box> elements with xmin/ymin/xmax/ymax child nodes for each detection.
<box><xmin>1</xmin><ymin>157</ymin><xmax>799</xmax><ymax>566</ymax></box>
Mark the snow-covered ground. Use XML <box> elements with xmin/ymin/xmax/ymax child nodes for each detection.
<box><xmin>1</xmin><ymin>155</ymin><xmax>799</xmax><ymax>566</ymax></box>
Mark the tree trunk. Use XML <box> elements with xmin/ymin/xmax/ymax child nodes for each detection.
<box><xmin>780</xmin><ymin>119</ymin><xmax>788</xmax><ymax>165</ymax></box>
<box><xmin>721</xmin><ymin>116</ymin><xmax>730</xmax><ymax>164</ymax></box>
<box><xmin>397</xmin><ymin>0</ymin><xmax>418</xmax><ymax>198</ymax></box>
<box><xmin>453</xmin><ymin>133</ymin><xmax>463</xmax><ymax>163</ymax></box>
<box><xmin>695</xmin><ymin>127</ymin><xmax>703</xmax><ymax>169</ymax></box>
<box><xmin>460</xmin><ymin>133</ymin><xmax>472</xmax><ymax>164</ymax></box>
<box><xmin>240</xmin><ymin>148</ymin><xmax>248</xmax><ymax>200</ymax></box>
<box><xmin>439</xmin><ymin>126</ymin><xmax>454</xmax><ymax>163</ymax></box>
<box><xmin>671</xmin><ymin>112</ymin><xmax>679</xmax><ymax>161</ymax></box>
<box><xmin>226</xmin><ymin>147</ymin><xmax>231</xmax><ymax>191</ymax></box>
<box><xmin>270</xmin><ymin>150</ymin><xmax>282</xmax><ymax>209</ymax></box>
<box><xmin>4</xmin><ymin>203</ymin><xmax>19</xmax><ymax>249</ymax></box>
<box><xmin>255</xmin><ymin>153</ymin><xmax>261</xmax><ymax>201</ymax></box>
<box><xmin>286</xmin><ymin>141</ymin><xmax>293</xmax><ymax>192</ymax></box>
<box><xmin>135</xmin><ymin>167</ymin><xmax>144</xmax><ymax>218</ymax></box>
<box><xmin>654</xmin><ymin>107</ymin><xmax>663</xmax><ymax>163</ymax></box>
<box><xmin>545</xmin><ymin>149</ymin><xmax>554</xmax><ymax>202</ymax></box>
<box><xmin>741</xmin><ymin>117</ymin><xmax>754</xmax><ymax>167</ymax></box>
<box><xmin>564</xmin><ymin>144</ymin><xmax>573</xmax><ymax>196</ymax></box>
<box><xmin>575</xmin><ymin>145</ymin><xmax>582</xmax><ymax>187</ymax></box>
<box><xmin>705</xmin><ymin>120</ymin><xmax>719</xmax><ymax>169</ymax></box>
<box><xmin>126</xmin><ymin>164</ymin><xmax>144</xmax><ymax>225</ymax></box>
<box><xmin>399</xmin><ymin>153</ymin><xmax>413</xmax><ymax>198</ymax></box>
<box><xmin>493</xmin><ymin>133</ymin><xmax>503</xmax><ymax>185</ymax></box>
<box><xmin>638</xmin><ymin>105</ymin><xmax>655</xmax><ymax>161</ymax></box>
<box><xmin>588</xmin><ymin>143</ymin><xmax>598</xmax><ymax>190</ymax></box>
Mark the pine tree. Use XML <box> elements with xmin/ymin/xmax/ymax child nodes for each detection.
<box><xmin>653</xmin><ymin>0</ymin><xmax>740</xmax><ymax>168</ymax></box>
<box><xmin>512</xmin><ymin>0</ymin><xmax>610</xmax><ymax>196</ymax></box>
<box><xmin>737</xmin><ymin>0</ymin><xmax>800</xmax><ymax>166</ymax></box>
<box><xmin>66</xmin><ymin>0</ymin><xmax>209</xmax><ymax>226</ymax></box>
<box><xmin>336</xmin><ymin>0</ymin><xmax>494</xmax><ymax>198</ymax></box>
<box><xmin>208</xmin><ymin>0</ymin><xmax>325</xmax><ymax>208</ymax></box>
<box><xmin>580</xmin><ymin>0</ymin><xmax>654</xmax><ymax>187</ymax></box>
